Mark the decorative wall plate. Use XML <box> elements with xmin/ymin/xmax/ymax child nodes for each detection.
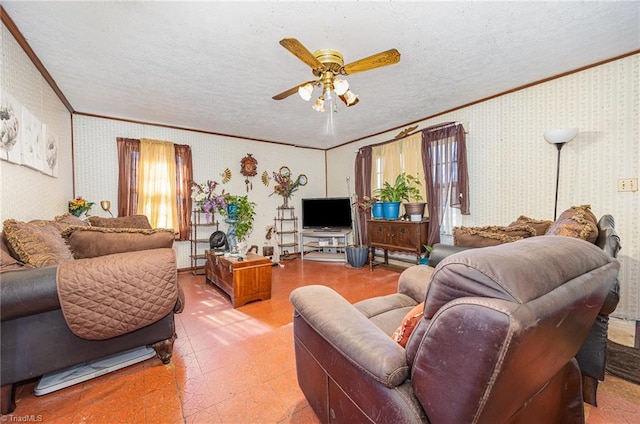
<box><xmin>261</xmin><ymin>170</ymin><xmax>270</xmax><ymax>187</ymax></box>
<box><xmin>221</xmin><ymin>168</ymin><xmax>232</xmax><ymax>183</ymax></box>
<box><xmin>298</xmin><ymin>174</ymin><xmax>308</xmax><ymax>186</ymax></box>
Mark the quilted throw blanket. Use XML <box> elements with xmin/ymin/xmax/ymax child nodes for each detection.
<box><xmin>56</xmin><ymin>248</ymin><xmax>178</xmax><ymax>340</ymax></box>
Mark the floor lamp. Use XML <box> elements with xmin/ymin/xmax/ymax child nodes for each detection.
<box><xmin>544</xmin><ymin>128</ymin><xmax>578</xmax><ymax>220</ymax></box>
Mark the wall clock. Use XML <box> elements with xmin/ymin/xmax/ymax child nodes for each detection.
<box><xmin>240</xmin><ymin>153</ymin><xmax>258</xmax><ymax>191</ymax></box>
<box><xmin>279</xmin><ymin>166</ymin><xmax>291</xmax><ymax>177</ymax></box>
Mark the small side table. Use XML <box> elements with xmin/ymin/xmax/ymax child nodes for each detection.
<box><xmin>205</xmin><ymin>251</ymin><xmax>273</xmax><ymax>308</ymax></box>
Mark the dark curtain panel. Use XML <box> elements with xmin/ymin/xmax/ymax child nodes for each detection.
<box><xmin>421</xmin><ymin>123</ymin><xmax>469</xmax><ymax>246</ymax></box>
<box><xmin>116</xmin><ymin>137</ymin><xmax>140</xmax><ymax>217</ymax></box>
<box><xmin>174</xmin><ymin>144</ymin><xmax>193</xmax><ymax>241</ymax></box>
<box><xmin>354</xmin><ymin>146</ymin><xmax>372</xmax><ymax>245</ymax></box>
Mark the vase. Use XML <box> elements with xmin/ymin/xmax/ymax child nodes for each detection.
<box><xmin>227</xmin><ymin>204</ymin><xmax>239</xmax><ymax>220</ymax></box>
<box><xmin>382</xmin><ymin>202</ymin><xmax>401</xmax><ymax>220</ymax></box>
<box><xmin>282</xmin><ymin>196</ymin><xmax>289</xmax><ymax>208</ymax></box>
<box><xmin>371</xmin><ymin>202</ymin><xmax>384</xmax><ymax>219</ymax></box>
<box><xmin>346</xmin><ymin>246</ymin><xmax>369</xmax><ymax>268</ymax></box>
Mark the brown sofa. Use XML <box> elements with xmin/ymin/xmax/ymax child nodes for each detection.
<box><xmin>0</xmin><ymin>214</ymin><xmax>182</xmax><ymax>414</ymax></box>
<box><xmin>290</xmin><ymin>236</ymin><xmax>619</xmax><ymax>423</ymax></box>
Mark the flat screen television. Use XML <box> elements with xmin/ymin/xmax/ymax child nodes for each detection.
<box><xmin>301</xmin><ymin>197</ymin><xmax>352</xmax><ymax>230</ymax></box>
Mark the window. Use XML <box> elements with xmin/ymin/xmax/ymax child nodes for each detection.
<box><xmin>117</xmin><ymin>137</ymin><xmax>193</xmax><ymax>240</ymax></box>
<box><xmin>422</xmin><ymin>123</ymin><xmax>469</xmax><ymax>245</ymax></box>
<box><xmin>371</xmin><ymin>132</ymin><xmax>426</xmax><ymax>202</ymax></box>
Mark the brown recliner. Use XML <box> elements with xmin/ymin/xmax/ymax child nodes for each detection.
<box><xmin>290</xmin><ymin>236</ymin><xmax>619</xmax><ymax>423</ymax></box>
<box><xmin>428</xmin><ymin>214</ymin><xmax>621</xmax><ymax>406</ymax></box>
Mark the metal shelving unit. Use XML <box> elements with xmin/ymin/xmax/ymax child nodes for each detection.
<box><xmin>190</xmin><ymin>209</ymin><xmax>218</xmax><ymax>275</ymax></box>
<box><xmin>274</xmin><ymin>206</ymin><xmax>298</xmax><ymax>259</ymax></box>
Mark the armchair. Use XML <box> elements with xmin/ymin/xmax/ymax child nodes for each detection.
<box><xmin>430</xmin><ymin>214</ymin><xmax>621</xmax><ymax>405</ymax></box>
<box><xmin>290</xmin><ymin>236</ymin><xmax>619</xmax><ymax>423</ymax></box>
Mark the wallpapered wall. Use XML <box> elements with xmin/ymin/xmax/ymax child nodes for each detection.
<box><xmin>3</xmin><ymin>19</ymin><xmax>638</xmax><ymax>320</ymax></box>
<box><xmin>328</xmin><ymin>54</ymin><xmax>640</xmax><ymax>320</ymax></box>
<box><xmin>72</xmin><ymin>115</ymin><xmax>327</xmax><ymax>269</ymax></box>
<box><xmin>1</xmin><ymin>24</ymin><xmax>73</xmax><ymax>222</ymax></box>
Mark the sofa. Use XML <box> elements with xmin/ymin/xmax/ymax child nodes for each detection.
<box><xmin>435</xmin><ymin>207</ymin><xmax>621</xmax><ymax>406</ymax></box>
<box><xmin>290</xmin><ymin>235</ymin><xmax>620</xmax><ymax>423</ymax></box>
<box><xmin>0</xmin><ymin>214</ymin><xmax>183</xmax><ymax>415</ymax></box>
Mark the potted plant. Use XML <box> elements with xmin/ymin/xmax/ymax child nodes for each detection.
<box><xmin>403</xmin><ymin>173</ymin><xmax>426</xmax><ymax>221</ymax></box>
<box><xmin>419</xmin><ymin>244</ymin><xmax>433</xmax><ymax>265</ymax></box>
<box><xmin>346</xmin><ymin>193</ymin><xmax>370</xmax><ymax>268</ymax></box>
<box><xmin>374</xmin><ymin>172</ymin><xmax>421</xmax><ymax>220</ymax></box>
<box><xmin>218</xmin><ymin>194</ymin><xmax>257</xmax><ymax>244</ymax></box>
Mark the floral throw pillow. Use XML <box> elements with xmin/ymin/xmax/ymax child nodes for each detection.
<box><xmin>391</xmin><ymin>302</ymin><xmax>425</xmax><ymax>348</ymax></box>
<box><xmin>2</xmin><ymin>219</ymin><xmax>74</xmax><ymax>267</ymax></box>
<box><xmin>546</xmin><ymin>205</ymin><xmax>598</xmax><ymax>243</ymax></box>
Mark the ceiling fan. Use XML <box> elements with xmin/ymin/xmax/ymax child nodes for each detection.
<box><xmin>272</xmin><ymin>38</ymin><xmax>401</xmax><ymax>113</ymax></box>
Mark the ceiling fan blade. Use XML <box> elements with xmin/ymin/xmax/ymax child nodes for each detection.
<box><xmin>342</xmin><ymin>48</ymin><xmax>401</xmax><ymax>75</ymax></box>
<box><xmin>279</xmin><ymin>38</ymin><xmax>324</xmax><ymax>70</ymax></box>
<box><xmin>272</xmin><ymin>80</ymin><xmax>317</xmax><ymax>100</ymax></box>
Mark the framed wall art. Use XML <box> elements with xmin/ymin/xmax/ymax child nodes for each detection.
<box><xmin>0</xmin><ymin>89</ymin><xmax>22</xmax><ymax>165</ymax></box>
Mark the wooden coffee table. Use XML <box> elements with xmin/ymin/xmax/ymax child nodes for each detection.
<box><xmin>205</xmin><ymin>251</ymin><xmax>273</xmax><ymax>308</ymax></box>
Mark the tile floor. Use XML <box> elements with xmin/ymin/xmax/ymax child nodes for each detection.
<box><xmin>5</xmin><ymin>259</ymin><xmax>640</xmax><ymax>423</ymax></box>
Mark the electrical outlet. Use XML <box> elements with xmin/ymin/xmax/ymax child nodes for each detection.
<box><xmin>617</xmin><ymin>178</ymin><xmax>638</xmax><ymax>192</ymax></box>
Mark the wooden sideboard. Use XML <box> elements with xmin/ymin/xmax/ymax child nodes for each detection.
<box><xmin>367</xmin><ymin>219</ymin><xmax>429</xmax><ymax>270</ymax></box>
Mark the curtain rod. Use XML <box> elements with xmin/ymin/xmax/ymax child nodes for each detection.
<box><xmin>356</xmin><ymin>121</ymin><xmax>460</xmax><ymax>153</ymax></box>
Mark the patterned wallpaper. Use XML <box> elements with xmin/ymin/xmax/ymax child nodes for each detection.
<box><xmin>72</xmin><ymin>116</ymin><xmax>327</xmax><ymax>269</ymax></box>
<box><xmin>328</xmin><ymin>54</ymin><xmax>640</xmax><ymax>320</ymax></box>
<box><xmin>1</xmin><ymin>23</ymin><xmax>73</xmax><ymax>222</ymax></box>
<box><xmin>4</xmin><ymin>19</ymin><xmax>638</xmax><ymax>320</ymax></box>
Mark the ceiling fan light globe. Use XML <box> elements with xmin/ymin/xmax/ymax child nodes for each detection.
<box><xmin>312</xmin><ymin>97</ymin><xmax>325</xmax><ymax>112</ymax></box>
<box><xmin>298</xmin><ymin>83</ymin><xmax>313</xmax><ymax>101</ymax></box>
<box><xmin>340</xmin><ymin>90</ymin><xmax>359</xmax><ymax>107</ymax></box>
<box><xmin>333</xmin><ymin>78</ymin><xmax>349</xmax><ymax>95</ymax></box>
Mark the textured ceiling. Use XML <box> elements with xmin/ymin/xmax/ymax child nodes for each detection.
<box><xmin>3</xmin><ymin>1</ymin><xmax>639</xmax><ymax>149</ymax></box>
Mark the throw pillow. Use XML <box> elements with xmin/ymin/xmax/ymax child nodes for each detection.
<box><xmin>546</xmin><ymin>204</ymin><xmax>598</xmax><ymax>243</ymax></box>
<box><xmin>2</xmin><ymin>219</ymin><xmax>74</xmax><ymax>267</ymax></box>
<box><xmin>391</xmin><ymin>302</ymin><xmax>425</xmax><ymax>348</ymax></box>
<box><xmin>55</xmin><ymin>213</ymin><xmax>91</xmax><ymax>229</ymax></box>
<box><xmin>87</xmin><ymin>215</ymin><xmax>152</xmax><ymax>229</ymax></box>
<box><xmin>453</xmin><ymin>225</ymin><xmax>534</xmax><ymax>248</ymax></box>
<box><xmin>509</xmin><ymin>216</ymin><xmax>554</xmax><ymax>236</ymax></box>
<box><xmin>1</xmin><ymin>237</ymin><xmax>28</xmax><ymax>273</ymax></box>
<box><xmin>62</xmin><ymin>226</ymin><xmax>175</xmax><ymax>259</ymax></box>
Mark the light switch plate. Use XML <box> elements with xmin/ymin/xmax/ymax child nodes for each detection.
<box><xmin>617</xmin><ymin>178</ymin><xmax>638</xmax><ymax>192</ymax></box>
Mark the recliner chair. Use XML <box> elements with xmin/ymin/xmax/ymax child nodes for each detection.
<box><xmin>290</xmin><ymin>236</ymin><xmax>619</xmax><ymax>423</ymax></box>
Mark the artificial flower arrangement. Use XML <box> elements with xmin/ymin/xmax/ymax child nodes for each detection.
<box><xmin>191</xmin><ymin>180</ymin><xmax>227</xmax><ymax>222</ymax></box>
<box><xmin>355</xmin><ymin>195</ymin><xmax>379</xmax><ymax>213</ymax></box>
<box><xmin>271</xmin><ymin>172</ymin><xmax>302</xmax><ymax>207</ymax></box>
<box><xmin>68</xmin><ymin>196</ymin><xmax>95</xmax><ymax>217</ymax></box>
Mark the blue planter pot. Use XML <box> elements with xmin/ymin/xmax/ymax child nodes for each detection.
<box><xmin>371</xmin><ymin>202</ymin><xmax>384</xmax><ymax>219</ymax></box>
<box><xmin>346</xmin><ymin>246</ymin><xmax>369</xmax><ymax>268</ymax></box>
<box><xmin>382</xmin><ymin>202</ymin><xmax>401</xmax><ymax>220</ymax></box>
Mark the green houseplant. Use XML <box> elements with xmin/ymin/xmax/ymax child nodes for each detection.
<box><xmin>218</xmin><ymin>194</ymin><xmax>257</xmax><ymax>242</ymax></box>
<box><xmin>374</xmin><ymin>173</ymin><xmax>423</xmax><ymax>219</ymax></box>
<box><xmin>402</xmin><ymin>173</ymin><xmax>426</xmax><ymax>221</ymax></box>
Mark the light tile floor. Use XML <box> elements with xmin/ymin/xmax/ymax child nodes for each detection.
<box><xmin>5</xmin><ymin>259</ymin><xmax>640</xmax><ymax>423</ymax></box>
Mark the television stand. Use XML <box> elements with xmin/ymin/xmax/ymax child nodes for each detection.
<box><xmin>300</xmin><ymin>229</ymin><xmax>351</xmax><ymax>262</ymax></box>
